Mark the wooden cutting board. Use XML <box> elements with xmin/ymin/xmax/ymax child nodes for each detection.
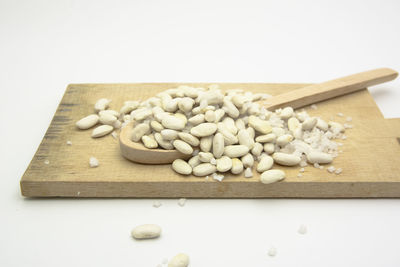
<box><xmin>20</xmin><ymin>83</ymin><xmax>400</xmax><ymax>198</ymax></box>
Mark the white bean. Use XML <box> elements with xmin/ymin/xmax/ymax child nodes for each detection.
<box><xmin>162</xmin><ymin>115</ymin><xmax>186</xmax><ymax>130</ymax></box>
<box><xmin>302</xmin><ymin>117</ymin><xmax>317</xmax><ymax>131</ymax></box>
<box><xmin>190</xmin><ymin>123</ymin><xmax>217</xmax><ymax>137</ymax></box>
<box><xmin>168</xmin><ymin>253</ymin><xmax>190</xmax><ymax>267</ymax></box>
<box><xmin>178</xmin><ymin>97</ymin><xmax>195</xmax><ymax>113</ymax></box>
<box><xmin>99</xmin><ymin>113</ymin><xmax>117</xmax><ymax>125</ymax></box>
<box><xmin>212</xmin><ymin>133</ymin><xmax>225</xmax><ymax>159</ymax></box>
<box><xmin>161</xmin><ymin>129</ymin><xmax>179</xmax><ymax>141</ymax></box>
<box><xmin>273</xmin><ymin>152</ymin><xmax>301</xmax><ymax>166</ymax></box>
<box><xmin>241</xmin><ymin>153</ymin><xmax>254</xmax><ymax>168</ymax></box>
<box><xmin>276</xmin><ymin>134</ymin><xmax>293</xmax><ymax>147</ymax></box>
<box><xmin>263</xmin><ymin>143</ymin><xmax>275</xmax><ymax>154</ymax></box>
<box><xmin>131</xmin><ymin>224</ymin><xmax>161</xmax><ymax>239</ymax></box>
<box><xmin>316</xmin><ymin>118</ymin><xmax>329</xmax><ymax>131</ymax></box>
<box><xmin>231</xmin><ymin>158</ymin><xmax>244</xmax><ymax>174</ymax></box>
<box><xmin>173</xmin><ymin>140</ymin><xmax>193</xmax><ymax>155</ymax></box>
<box><xmin>306</xmin><ymin>151</ymin><xmax>333</xmax><ymax>164</ymax></box>
<box><xmin>172</xmin><ymin>159</ymin><xmax>192</xmax><ymax>175</ymax></box>
<box><xmin>205</xmin><ymin>110</ymin><xmax>216</xmax><ymax>122</ymax></box>
<box><xmin>99</xmin><ymin>110</ymin><xmax>119</xmax><ymax>117</ymax></box>
<box><xmin>255</xmin><ymin>133</ymin><xmax>276</xmax><ymax>143</ymax></box>
<box><xmin>200</xmin><ymin>136</ymin><xmax>213</xmax><ymax>152</ymax></box>
<box><xmin>193</xmin><ymin>163</ymin><xmax>217</xmax><ymax>176</ymax></box>
<box><xmin>235</xmin><ymin>118</ymin><xmax>246</xmax><ymax>130</ymax></box>
<box><xmin>198</xmin><ymin>152</ymin><xmax>214</xmax><ymax>163</ymax></box>
<box><xmin>150</xmin><ymin>121</ymin><xmax>164</xmax><ymax>132</ymax></box>
<box><xmin>248</xmin><ymin>115</ymin><xmax>272</xmax><ymax>134</ymax></box>
<box><xmin>224</xmin><ymin>145</ymin><xmax>250</xmax><ymax>158</ymax></box>
<box><xmin>237</xmin><ymin>129</ymin><xmax>255</xmax><ymax>149</ymax></box>
<box><xmin>142</xmin><ymin>135</ymin><xmax>158</xmax><ymax>148</ymax></box>
<box><xmin>154</xmin><ymin>133</ymin><xmax>174</xmax><ymax>150</ymax></box>
<box><xmin>120</xmin><ymin>101</ymin><xmax>139</xmax><ymax>114</ymax></box>
<box><xmin>76</xmin><ymin>114</ymin><xmax>99</xmax><ymax>130</ymax></box>
<box><xmin>214</xmin><ymin>109</ymin><xmax>225</xmax><ymax>122</ymax></box>
<box><xmin>188</xmin><ymin>114</ymin><xmax>205</xmax><ymax>125</ymax></box>
<box><xmin>256</xmin><ymin>155</ymin><xmax>274</xmax><ymax>172</ymax></box>
<box><xmin>94</xmin><ymin>98</ymin><xmax>111</xmax><ymax>112</ymax></box>
<box><xmin>280</xmin><ymin>107</ymin><xmax>293</xmax><ymax>119</ymax></box>
<box><xmin>216</xmin><ymin>156</ymin><xmax>232</xmax><ymax>172</ymax></box>
<box><xmin>92</xmin><ymin>125</ymin><xmax>114</xmax><ymax>138</ymax></box>
<box><xmin>178</xmin><ymin>132</ymin><xmax>200</xmax><ymax>146</ymax></box>
<box><xmin>261</xmin><ymin>170</ymin><xmax>285</xmax><ymax>184</ymax></box>
<box><xmin>223</xmin><ymin>99</ymin><xmax>240</xmax><ymax>118</ymax></box>
<box><xmin>251</xmin><ymin>142</ymin><xmax>263</xmax><ymax>157</ymax></box>
<box><xmin>223</xmin><ymin>117</ymin><xmax>238</xmax><ymax>135</ymax></box>
<box><xmin>188</xmin><ymin>155</ymin><xmax>201</xmax><ymax>168</ymax></box>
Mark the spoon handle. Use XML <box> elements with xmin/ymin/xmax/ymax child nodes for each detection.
<box><xmin>264</xmin><ymin>68</ymin><xmax>398</xmax><ymax>110</ymax></box>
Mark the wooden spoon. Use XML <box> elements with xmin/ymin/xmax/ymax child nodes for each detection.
<box><xmin>120</xmin><ymin>68</ymin><xmax>398</xmax><ymax>164</ymax></box>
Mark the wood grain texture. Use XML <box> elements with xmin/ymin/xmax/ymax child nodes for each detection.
<box><xmin>20</xmin><ymin>83</ymin><xmax>400</xmax><ymax>198</ymax></box>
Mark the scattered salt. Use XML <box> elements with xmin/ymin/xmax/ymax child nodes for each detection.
<box><xmin>299</xmin><ymin>161</ymin><xmax>308</xmax><ymax>167</ymax></box>
<box><xmin>244</xmin><ymin>167</ymin><xmax>253</xmax><ymax>178</ymax></box>
<box><xmin>44</xmin><ymin>159</ymin><xmax>50</xmax><ymax>165</ymax></box>
<box><xmin>299</xmin><ymin>168</ymin><xmax>305</xmax><ymax>173</ymax></box>
<box><xmin>327</xmin><ymin>166</ymin><xmax>336</xmax><ymax>173</ymax></box>
<box><xmin>310</xmin><ymin>104</ymin><xmax>317</xmax><ymax>110</ymax></box>
<box><xmin>297</xmin><ymin>173</ymin><xmax>303</xmax><ymax>178</ymax></box>
<box><xmin>66</xmin><ymin>140</ymin><xmax>72</xmax><ymax>145</ymax></box>
<box><xmin>313</xmin><ymin>163</ymin><xmax>320</xmax><ymax>168</ymax></box>
<box><xmin>319</xmin><ymin>165</ymin><xmax>324</xmax><ymax>170</ymax></box>
<box><xmin>77</xmin><ymin>191</ymin><xmax>81</xmax><ymax>196</ymax></box>
<box><xmin>111</xmin><ymin>131</ymin><xmax>118</xmax><ymax>139</ymax></box>
<box><xmin>337</xmin><ymin>112</ymin><xmax>344</xmax><ymax>117</ymax></box>
<box><xmin>268</xmin><ymin>246</ymin><xmax>277</xmax><ymax>257</ymax></box>
<box><xmin>343</xmin><ymin>123</ymin><xmax>353</xmax><ymax>129</ymax></box>
<box><xmin>153</xmin><ymin>201</ymin><xmax>162</xmax><ymax>208</ymax></box>
<box><xmin>178</xmin><ymin>198</ymin><xmax>187</xmax><ymax>207</ymax></box>
<box><xmin>212</xmin><ymin>173</ymin><xmax>224</xmax><ymax>182</ymax></box>
<box><xmin>205</xmin><ymin>175</ymin><xmax>210</xmax><ymax>180</ymax></box>
<box><xmin>346</xmin><ymin>116</ymin><xmax>352</xmax><ymax>122</ymax></box>
<box><xmin>335</xmin><ymin>168</ymin><xmax>342</xmax><ymax>175</ymax></box>
<box><xmin>341</xmin><ymin>135</ymin><xmax>347</xmax><ymax>140</ymax></box>
<box><xmin>89</xmin><ymin>157</ymin><xmax>99</xmax><ymax>168</ymax></box>
<box><xmin>298</xmin><ymin>224</ymin><xmax>307</xmax><ymax>234</ymax></box>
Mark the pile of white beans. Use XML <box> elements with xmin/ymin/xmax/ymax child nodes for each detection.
<box><xmin>76</xmin><ymin>85</ymin><xmax>346</xmax><ymax>184</ymax></box>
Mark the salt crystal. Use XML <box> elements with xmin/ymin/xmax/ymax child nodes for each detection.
<box><xmin>343</xmin><ymin>123</ymin><xmax>353</xmax><ymax>129</ymax></box>
<box><xmin>77</xmin><ymin>191</ymin><xmax>81</xmax><ymax>196</ymax></box>
<box><xmin>244</xmin><ymin>167</ymin><xmax>253</xmax><ymax>178</ymax></box>
<box><xmin>298</xmin><ymin>224</ymin><xmax>307</xmax><ymax>234</ymax></box>
<box><xmin>297</xmin><ymin>173</ymin><xmax>303</xmax><ymax>178</ymax></box>
<box><xmin>212</xmin><ymin>173</ymin><xmax>224</xmax><ymax>182</ymax></box>
<box><xmin>44</xmin><ymin>160</ymin><xmax>50</xmax><ymax>165</ymax></box>
<box><xmin>299</xmin><ymin>168</ymin><xmax>305</xmax><ymax>172</ymax></box>
<box><xmin>66</xmin><ymin>141</ymin><xmax>72</xmax><ymax>145</ymax></box>
<box><xmin>337</xmin><ymin>112</ymin><xmax>344</xmax><ymax>117</ymax></box>
<box><xmin>310</xmin><ymin>104</ymin><xmax>317</xmax><ymax>110</ymax></box>
<box><xmin>299</xmin><ymin>161</ymin><xmax>308</xmax><ymax>167</ymax></box>
<box><xmin>178</xmin><ymin>198</ymin><xmax>187</xmax><ymax>207</ymax></box>
<box><xmin>319</xmin><ymin>165</ymin><xmax>324</xmax><ymax>170</ymax></box>
<box><xmin>89</xmin><ymin>157</ymin><xmax>99</xmax><ymax>168</ymax></box>
<box><xmin>346</xmin><ymin>116</ymin><xmax>352</xmax><ymax>122</ymax></box>
<box><xmin>313</xmin><ymin>163</ymin><xmax>320</xmax><ymax>168</ymax></box>
<box><xmin>153</xmin><ymin>201</ymin><xmax>162</xmax><ymax>208</ymax></box>
<box><xmin>111</xmin><ymin>131</ymin><xmax>118</xmax><ymax>139</ymax></box>
<box><xmin>335</xmin><ymin>168</ymin><xmax>342</xmax><ymax>174</ymax></box>
<box><xmin>268</xmin><ymin>246</ymin><xmax>277</xmax><ymax>257</ymax></box>
<box><xmin>341</xmin><ymin>135</ymin><xmax>347</xmax><ymax>140</ymax></box>
<box><xmin>327</xmin><ymin>166</ymin><xmax>336</xmax><ymax>173</ymax></box>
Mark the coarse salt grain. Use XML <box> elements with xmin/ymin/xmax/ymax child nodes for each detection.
<box><xmin>310</xmin><ymin>104</ymin><xmax>317</xmax><ymax>110</ymax></box>
<box><xmin>212</xmin><ymin>173</ymin><xmax>224</xmax><ymax>181</ymax></box>
<box><xmin>178</xmin><ymin>198</ymin><xmax>187</xmax><ymax>206</ymax></box>
<box><xmin>268</xmin><ymin>246</ymin><xmax>277</xmax><ymax>257</ymax></box>
<box><xmin>44</xmin><ymin>160</ymin><xmax>50</xmax><ymax>165</ymax></box>
<box><xmin>297</xmin><ymin>173</ymin><xmax>303</xmax><ymax>178</ymax></box>
<box><xmin>343</xmin><ymin>123</ymin><xmax>353</xmax><ymax>129</ymax></box>
<box><xmin>327</xmin><ymin>166</ymin><xmax>336</xmax><ymax>173</ymax></box>
<box><xmin>66</xmin><ymin>140</ymin><xmax>72</xmax><ymax>145</ymax></box>
<box><xmin>152</xmin><ymin>201</ymin><xmax>162</xmax><ymax>208</ymax></box>
<box><xmin>210</xmin><ymin>158</ymin><xmax>217</xmax><ymax>165</ymax></box>
<box><xmin>89</xmin><ymin>157</ymin><xmax>99</xmax><ymax>167</ymax></box>
<box><xmin>299</xmin><ymin>161</ymin><xmax>307</xmax><ymax>167</ymax></box>
<box><xmin>299</xmin><ymin>168</ymin><xmax>305</xmax><ymax>172</ymax></box>
<box><xmin>335</xmin><ymin>168</ymin><xmax>342</xmax><ymax>174</ymax></box>
<box><xmin>298</xmin><ymin>224</ymin><xmax>307</xmax><ymax>234</ymax></box>
<box><xmin>346</xmin><ymin>116</ymin><xmax>352</xmax><ymax>122</ymax></box>
<box><xmin>337</xmin><ymin>112</ymin><xmax>344</xmax><ymax>117</ymax></box>
<box><xmin>111</xmin><ymin>131</ymin><xmax>118</xmax><ymax>139</ymax></box>
<box><xmin>313</xmin><ymin>163</ymin><xmax>320</xmax><ymax>168</ymax></box>
<box><xmin>319</xmin><ymin>165</ymin><xmax>324</xmax><ymax>170</ymax></box>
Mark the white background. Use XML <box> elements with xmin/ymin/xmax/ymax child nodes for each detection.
<box><xmin>1</xmin><ymin>0</ymin><xmax>400</xmax><ymax>266</ymax></box>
